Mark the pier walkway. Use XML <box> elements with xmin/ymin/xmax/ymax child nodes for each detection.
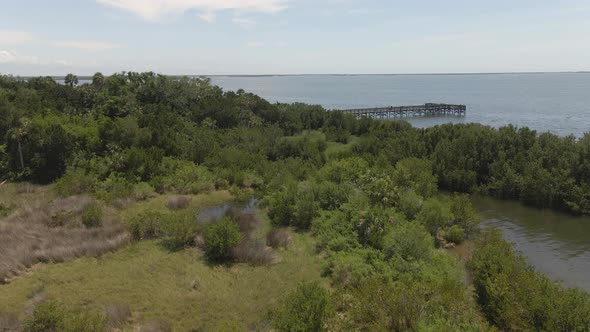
<box><xmin>339</xmin><ymin>103</ymin><xmax>466</xmax><ymax>119</ymax></box>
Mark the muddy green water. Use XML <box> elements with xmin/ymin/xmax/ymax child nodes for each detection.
<box><xmin>471</xmin><ymin>195</ymin><xmax>590</xmax><ymax>292</ymax></box>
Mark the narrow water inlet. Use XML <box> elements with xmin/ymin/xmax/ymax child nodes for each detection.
<box><xmin>472</xmin><ymin>195</ymin><xmax>590</xmax><ymax>292</ymax></box>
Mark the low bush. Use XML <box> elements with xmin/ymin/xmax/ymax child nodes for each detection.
<box><xmin>24</xmin><ymin>301</ymin><xmax>64</xmax><ymax>332</ymax></box>
<box><xmin>272</xmin><ymin>281</ymin><xmax>333</xmax><ymax>332</ymax></box>
<box><xmin>266</xmin><ymin>228</ymin><xmax>291</xmax><ymax>249</ymax></box>
<box><xmin>161</xmin><ymin>213</ymin><xmax>200</xmax><ymax>250</ymax></box>
<box><xmin>54</xmin><ymin>168</ymin><xmax>98</xmax><ymax>196</ymax></box>
<box><xmin>417</xmin><ymin>198</ymin><xmax>452</xmax><ymax>235</ymax></box>
<box><xmin>471</xmin><ymin>230</ymin><xmax>590</xmax><ymax>331</ymax></box>
<box><xmin>203</xmin><ymin>218</ymin><xmax>241</xmax><ymax>262</ymax></box>
<box><xmin>382</xmin><ymin>221</ymin><xmax>433</xmax><ymax>261</ymax></box>
<box><xmin>96</xmin><ymin>173</ymin><xmax>134</xmax><ymax>202</ymax></box>
<box><xmin>396</xmin><ymin>189</ymin><xmax>423</xmax><ymax>220</ymax></box>
<box><xmin>81</xmin><ymin>202</ymin><xmax>103</xmax><ymax>228</ymax></box>
<box><xmin>127</xmin><ymin>210</ymin><xmax>165</xmax><ymax>240</ymax></box>
<box><xmin>132</xmin><ymin>182</ymin><xmax>156</xmax><ymax>201</ymax></box>
<box><xmin>444</xmin><ymin>225</ymin><xmax>466</xmax><ymax>244</ymax></box>
<box><xmin>24</xmin><ymin>300</ymin><xmax>107</xmax><ymax>332</ymax></box>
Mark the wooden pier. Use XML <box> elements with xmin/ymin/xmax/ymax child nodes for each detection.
<box><xmin>338</xmin><ymin>103</ymin><xmax>466</xmax><ymax>119</ymax></box>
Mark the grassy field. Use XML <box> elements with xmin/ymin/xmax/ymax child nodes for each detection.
<box><xmin>0</xmin><ymin>188</ymin><xmax>325</xmax><ymax>331</ymax></box>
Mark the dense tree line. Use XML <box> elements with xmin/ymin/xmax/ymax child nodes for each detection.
<box><xmin>3</xmin><ymin>72</ymin><xmax>587</xmax><ymax>213</ymax></box>
<box><xmin>1</xmin><ymin>72</ymin><xmax>590</xmax><ymax>330</ymax></box>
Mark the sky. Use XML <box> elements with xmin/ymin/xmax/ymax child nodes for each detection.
<box><xmin>1</xmin><ymin>0</ymin><xmax>590</xmax><ymax>75</ymax></box>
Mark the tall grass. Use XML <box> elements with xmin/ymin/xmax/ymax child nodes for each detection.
<box><xmin>0</xmin><ymin>196</ymin><xmax>129</xmax><ymax>283</ymax></box>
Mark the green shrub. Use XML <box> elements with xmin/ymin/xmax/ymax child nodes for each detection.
<box><xmin>325</xmin><ymin>249</ymin><xmax>391</xmax><ymax>287</ymax></box>
<box><xmin>396</xmin><ymin>189</ymin><xmax>423</xmax><ymax>220</ymax></box>
<box><xmin>151</xmin><ymin>158</ymin><xmax>215</xmax><ymax>194</ymax></box>
<box><xmin>417</xmin><ymin>198</ymin><xmax>452</xmax><ymax>235</ymax></box>
<box><xmin>272</xmin><ymin>282</ymin><xmax>333</xmax><ymax>332</ymax></box>
<box><xmin>161</xmin><ymin>213</ymin><xmax>200</xmax><ymax>250</ymax></box>
<box><xmin>312</xmin><ymin>180</ymin><xmax>351</xmax><ymax>210</ymax></box>
<box><xmin>450</xmin><ymin>193</ymin><xmax>480</xmax><ymax>235</ymax></box>
<box><xmin>55</xmin><ymin>168</ymin><xmax>98</xmax><ymax>196</ymax></box>
<box><xmin>203</xmin><ymin>218</ymin><xmax>241</xmax><ymax>261</ymax></box>
<box><xmin>24</xmin><ymin>301</ymin><xmax>106</xmax><ymax>332</ymax></box>
<box><xmin>127</xmin><ymin>210</ymin><xmax>165</xmax><ymax>240</ymax></box>
<box><xmin>96</xmin><ymin>173</ymin><xmax>133</xmax><ymax>202</ymax></box>
<box><xmin>25</xmin><ymin>301</ymin><xmax>64</xmax><ymax>332</ymax></box>
<box><xmin>470</xmin><ymin>230</ymin><xmax>590</xmax><ymax>331</ymax></box>
<box><xmin>292</xmin><ymin>182</ymin><xmax>319</xmax><ymax>229</ymax></box>
<box><xmin>82</xmin><ymin>202</ymin><xmax>103</xmax><ymax>228</ymax></box>
<box><xmin>444</xmin><ymin>225</ymin><xmax>466</xmax><ymax>244</ymax></box>
<box><xmin>61</xmin><ymin>310</ymin><xmax>107</xmax><ymax>332</ymax></box>
<box><xmin>382</xmin><ymin>221</ymin><xmax>433</xmax><ymax>261</ymax></box>
<box><xmin>132</xmin><ymin>182</ymin><xmax>156</xmax><ymax>201</ymax></box>
<box><xmin>311</xmin><ymin>211</ymin><xmax>360</xmax><ymax>252</ymax></box>
<box><xmin>266</xmin><ymin>182</ymin><xmax>297</xmax><ymax>227</ymax></box>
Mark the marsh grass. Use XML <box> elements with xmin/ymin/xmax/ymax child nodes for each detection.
<box><xmin>267</xmin><ymin>228</ymin><xmax>292</xmax><ymax>249</ymax></box>
<box><xmin>0</xmin><ymin>233</ymin><xmax>324</xmax><ymax>331</ymax></box>
<box><xmin>105</xmin><ymin>303</ymin><xmax>131</xmax><ymax>327</ymax></box>
<box><xmin>166</xmin><ymin>196</ymin><xmax>190</xmax><ymax>210</ymax></box>
<box><xmin>0</xmin><ymin>195</ymin><xmax>129</xmax><ymax>283</ymax></box>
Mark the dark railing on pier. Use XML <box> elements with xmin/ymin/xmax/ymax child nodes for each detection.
<box><xmin>338</xmin><ymin>103</ymin><xmax>466</xmax><ymax>119</ymax></box>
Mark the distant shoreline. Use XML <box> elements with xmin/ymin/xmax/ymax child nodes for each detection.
<box><xmin>9</xmin><ymin>71</ymin><xmax>590</xmax><ymax>80</ymax></box>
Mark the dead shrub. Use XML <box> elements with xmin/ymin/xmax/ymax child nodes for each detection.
<box><xmin>267</xmin><ymin>228</ymin><xmax>291</xmax><ymax>249</ymax></box>
<box><xmin>105</xmin><ymin>303</ymin><xmax>131</xmax><ymax>327</ymax></box>
<box><xmin>225</xmin><ymin>208</ymin><xmax>257</xmax><ymax>234</ymax></box>
<box><xmin>140</xmin><ymin>319</ymin><xmax>172</xmax><ymax>332</ymax></box>
<box><xmin>232</xmin><ymin>239</ymin><xmax>275</xmax><ymax>266</ymax></box>
<box><xmin>166</xmin><ymin>196</ymin><xmax>190</xmax><ymax>210</ymax></box>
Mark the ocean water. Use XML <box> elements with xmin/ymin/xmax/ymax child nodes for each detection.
<box><xmin>211</xmin><ymin>73</ymin><xmax>590</xmax><ymax>137</ymax></box>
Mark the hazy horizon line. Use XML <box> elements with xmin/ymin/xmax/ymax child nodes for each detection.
<box><xmin>7</xmin><ymin>70</ymin><xmax>590</xmax><ymax>79</ymax></box>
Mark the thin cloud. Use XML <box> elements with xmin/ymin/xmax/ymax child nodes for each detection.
<box><xmin>0</xmin><ymin>31</ymin><xmax>35</xmax><ymax>45</ymax></box>
<box><xmin>50</xmin><ymin>40</ymin><xmax>120</xmax><ymax>51</ymax></box>
<box><xmin>246</xmin><ymin>41</ymin><xmax>264</xmax><ymax>48</ymax></box>
<box><xmin>97</xmin><ymin>0</ymin><xmax>289</xmax><ymax>21</ymax></box>
<box><xmin>0</xmin><ymin>50</ymin><xmax>39</xmax><ymax>64</ymax></box>
<box><xmin>232</xmin><ymin>16</ymin><xmax>257</xmax><ymax>29</ymax></box>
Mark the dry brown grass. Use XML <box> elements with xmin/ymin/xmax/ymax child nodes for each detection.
<box><xmin>0</xmin><ymin>312</ymin><xmax>20</xmax><ymax>332</ymax></box>
<box><xmin>166</xmin><ymin>196</ymin><xmax>190</xmax><ymax>210</ymax></box>
<box><xmin>105</xmin><ymin>303</ymin><xmax>131</xmax><ymax>327</ymax></box>
<box><xmin>0</xmin><ymin>196</ymin><xmax>130</xmax><ymax>283</ymax></box>
<box><xmin>139</xmin><ymin>319</ymin><xmax>172</xmax><ymax>332</ymax></box>
<box><xmin>266</xmin><ymin>228</ymin><xmax>292</xmax><ymax>249</ymax></box>
<box><xmin>232</xmin><ymin>239</ymin><xmax>275</xmax><ymax>266</ymax></box>
<box><xmin>14</xmin><ymin>183</ymin><xmax>38</xmax><ymax>195</ymax></box>
<box><xmin>226</xmin><ymin>208</ymin><xmax>258</xmax><ymax>235</ymax></box>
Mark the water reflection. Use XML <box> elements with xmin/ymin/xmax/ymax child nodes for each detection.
<box><xmin>472</xmin><ymin>195</ymin><xmax>590</xmax><ymax>292</ymax></box>
<box><xmin>196</xmin><ymin>198</ymin><xmax>258</xmax><ymax>225</ymax></box>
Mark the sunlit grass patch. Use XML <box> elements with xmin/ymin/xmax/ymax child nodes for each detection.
<box><xmin>0</xmin><ymin>231</ymin><xmax>324</xmax><ymax>331</ymax></box>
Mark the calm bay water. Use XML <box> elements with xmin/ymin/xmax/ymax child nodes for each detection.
<box><xmin>211</xmin><ymin>73</ymin><xmax>590</xmax><ymax>137</ymax></box>
<box><xmin>472</xmin><ymin>196</ymin><xmax>590</xmax><ymax>292</ymax></box>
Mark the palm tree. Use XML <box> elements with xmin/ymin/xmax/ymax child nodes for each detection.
<box><xmin>92</xmin><ymin>72</ymin><xmax>105</xmax><ymax>88</ymax></box>
<box><xmin>64</xmin><ymin>73</ymin><xmax>78</xmax><ymax>87</ymax></box>
<box><xmin>10</xmin><ymin>117</ymin><xmax>30</xmax><ymax>172</ymax></box>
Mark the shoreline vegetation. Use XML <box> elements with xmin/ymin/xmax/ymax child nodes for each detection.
<box><xmin>1</xmin><ymin>72</ymin><xmax>590</xmax><ymax>331</ymax></box>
